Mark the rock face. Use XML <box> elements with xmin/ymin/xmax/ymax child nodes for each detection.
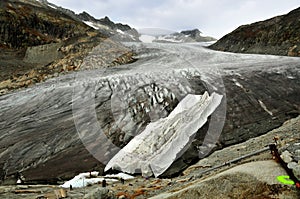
<box><xmin>210</xmin><ymin>7</ymin><xmax>300</xmax><ymax>56</ymax></box>
<box><xmin>23</xmin><ymin>42</ymin><xmax>63</xmax><ymax>65</ymax></box>
<box><xmin>180</xmin><ymin>29</ymin><xmax>216</xmax><ymax>42</ymax></box>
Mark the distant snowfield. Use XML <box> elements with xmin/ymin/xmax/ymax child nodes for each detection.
<box><xmin>83</xmin><ymin>21</ymin><xmax>99</xmax><ymax>30</ymax></box>
<box><xmin>48</xmin><ymin>4</ymin><xmax>57</xmax><ymax>9</ymax></box>
<box><xmin>139</xmin><ymin>35</ymin><xmax>156</xmax><ymax>43</ymax></box>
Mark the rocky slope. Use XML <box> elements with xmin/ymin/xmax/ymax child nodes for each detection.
<box><xmin>0</xmin><ymin>0</ymin><xmax>136</xmax><ymax>96</ymax></box>
<box><xmin>210</xmin><ymin>7</ymin><xmax>300</xmax><ymax>57</ymax></box>
<box><xmin>0</xmin><ymin>0</ymin><xmax>87</xmax><ymax>49</ymax></box>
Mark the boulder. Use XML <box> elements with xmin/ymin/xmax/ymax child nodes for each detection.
<box><xmin>83</xmin><ymin>188</ymin><xmax>112</xmax><ymax>199</ymax></box>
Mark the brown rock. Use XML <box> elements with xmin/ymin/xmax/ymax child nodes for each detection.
<box><xmin>288</xmin><ymin>45</ymin><xmax>298</xmax><ymax>56</ymax></box>
<box><xmin>0</xmin><ymin>79</ymin><xmax>12</xmax><ymax>89</ymax></box>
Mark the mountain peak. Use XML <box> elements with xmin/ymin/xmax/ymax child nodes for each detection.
<box><xmin>181</xmin><ymin>29</ymin><xmax>202</xmax><ymax>35</ymax></box>
<box><xmin>142</xmin><ymin>28</ymin><xmax>215</xmax><ymax>43</ymax></box>
<box><xmin>77</xmin><ymin>11</ymin><xmax>96</xmax><ymax>22</ymax></box>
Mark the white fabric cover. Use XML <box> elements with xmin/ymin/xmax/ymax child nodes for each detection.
<box><xmin>105</xmin><ymin>91</ymin><xmax>223</xmax><ymax>177</ymax></box>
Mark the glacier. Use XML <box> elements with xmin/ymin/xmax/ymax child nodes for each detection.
<box><xmin>105</xmin><ymin>91</ymin><xmax>223</xmax><ymax>177</ymax></box>
<box><xmin>1</xmin><ymin>41</ymin><xmax>299</xmax><ymax>182</ymax></box>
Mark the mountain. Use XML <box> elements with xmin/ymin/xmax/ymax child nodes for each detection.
<box><xmin>77</xmin><ymin>12</ymin><xmax>140</xmax><ymax>42</ymax></box>
<box><xmin>0</xmin><ymin>0</ymin><xmax>137</xmax><ymax>95</ymax></box>
<box><xmin>1</xmin><ymin>1</ymin><xmax>300</xmax><ymax>194</ymax></box>
<box><xmin>210</xmin><ymin>7</ymin><xmax>300</xmax><ymax>56</ymax></box>
<box><xmin>140</xmin><ymin>29</ymin><xmax>216</xmax><ymax>43</ymax></box>
<box><xmin>38</xmin><ymin>0</ymin><xmax>140</xmax><ymax>42</ymax></box>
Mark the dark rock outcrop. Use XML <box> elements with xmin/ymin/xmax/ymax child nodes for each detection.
<box><xmin>153</xmin><ymin>29</ymin><xmax>216</xmax><ymax>43</ymax></box>
<box><xmin>210</xmin><ymin>7</ymin><xmax>300</xmax><ymax>56</ymax></box>
<box><xmin>180</xmin><ymin>29</ymin><xmax>216</xmax><ymax>42</ymax></box>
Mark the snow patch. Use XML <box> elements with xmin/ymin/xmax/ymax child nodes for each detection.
<box><xmin>105</xmin><ymin>92</ymin><xmax>223</xmax><ymax>177</ymax></box>
<box><xmin>105</xmin><ymin>173</ymin><xmax>135</xmax><ymax>180</ymax></box>
<box><xmin>129</xmin><ymin>34</ymin><xmax>136</xmax><ymax>40</ymax></box>
<box><xmin>117</xmin><ymin>29</ymin><xmax>125</xmax><ymax>34</ymax></box>
<box><xmin>287</xmin><ymin>76</ymin><xmax>296</xmax><ymax>79</ymax></box>
<box><xmin>83</xmin><ymin>21</ymin><xmax>99</xmax><ymax>30</ymax></box>
<box><xmin>140</xmin><ymin>35</ymin><xmax>156</xmax><ymax>43</ymax></box>
<box><xmin>258</xmin><ymin>100</ymin><xmax>273</xmax><ymax>116</ymax></box>
<box><xmin>48</xmin><ymin>4</ymin><xmax>57</xmax><ymax>9</ymax></box>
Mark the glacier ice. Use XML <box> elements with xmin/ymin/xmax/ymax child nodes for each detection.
<box><xmin>105</xmin><ymin>91</ymin><xmax>223</xmax><ymax>177</ymax></box>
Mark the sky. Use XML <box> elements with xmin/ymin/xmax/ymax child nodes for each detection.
<box><xmin>48</xmin><ymin>0</ymin><xmax>300</xmax><ymax>39</ymax></box>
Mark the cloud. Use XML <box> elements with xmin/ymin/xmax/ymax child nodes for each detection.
<box><xmin>48</xmin><ymin>0</ymin><xmax>300</xmax><ymax>38</ymax></box>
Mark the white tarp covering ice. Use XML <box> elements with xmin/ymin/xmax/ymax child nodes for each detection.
<box><xmin>60</xmin><ymin>172</ymin><xmax>134</xmax><ymax>188</ymax></box>
<box><xmin>105</xmin><ymin>91</ymin><xmax>223</xmax><ymax>177</ymax></box>
<box><xmin>60</xmin><ymin>172</ymin><xmax>106</xmax><ymax>188</ymax></box>
<box><xmin>105</xmin><ymin>173</ymin><xmax>135</xmax><ymax>180</ymax></box>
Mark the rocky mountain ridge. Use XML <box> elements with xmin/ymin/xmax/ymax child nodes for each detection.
<box><xmin>143</xmin><ymin>28</ymin><xmax>216</xmax><ymax>43</ymax></box>
<box><xmin>34</xmin><ymin>0</ymin><xmax>140</xmax><ymax>42</ymax></box>
<box><xmin>77</xmin><ymin>12</ymin><xmax>140</xmax><ymax>42</ymax></box>
<box><xmin>210</xmin><ymin>7</ymin><xmax>300</xmax><ymax>56</ymax></box>
<box><xmin>0</xmin><ymin>0</ymin><xmax>137</xmax><ymax>96</ymax></box>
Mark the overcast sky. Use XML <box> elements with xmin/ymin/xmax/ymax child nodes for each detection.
<box><xmin>48</xmin><ymin>0</ymin><xmax>299</xmax><ymax>38</ymax></box>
